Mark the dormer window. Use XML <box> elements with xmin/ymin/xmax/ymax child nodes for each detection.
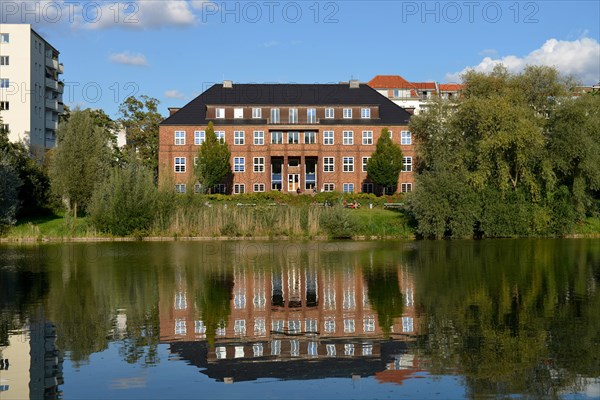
<box><xmin>325</xmin><ymin>108</ymin><xmax>334</xmax><ymax>119</ymax></box>
<box><xmin>216</xmin><ymin>108</ymin><xmax>225</xmax><ymax>118</ymax></box>
<box><xmin>234</xmin><ymin>108</ymin><xmax>244</xmax><ymax>119</ymax></box>
<box><xmin>343</xmin><ymin>108</ymin><xmax>352</xmax><ymax>119</ymax></box>
<box><xmin>361</xmin><ymin>108</ymin><xmax>371</xmax><ymax>119</ymax></box>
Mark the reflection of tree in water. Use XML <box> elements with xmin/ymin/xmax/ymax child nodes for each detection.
<box><xmin>413</xmin><ymin>240</ymin><xmax>600</xmax><ymax>398</ymax></box>
<box><xmin>364</xmin><ymin>265</ymin><xmax>404</xmax><ymax>337</ymax></box>
<box><xmin>194</xmin><ymin>270</ymin><xmax>234</xmax><ymax>346</ymax></box>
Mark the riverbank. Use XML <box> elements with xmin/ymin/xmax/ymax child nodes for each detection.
<box><xmin>1</xmin><ymin>205</ymin><xmax>416</xmax><ymax>242</ymax></box>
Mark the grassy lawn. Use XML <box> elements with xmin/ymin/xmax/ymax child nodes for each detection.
<box><xmin>4</xmin><ymin>214</ymin><xmax>101</xmax><ymax>239</ymax></box>
<box><xmin>350</xmin><ymin>207</ymin><xmax>415</xmax><ymax>238</ymax></box>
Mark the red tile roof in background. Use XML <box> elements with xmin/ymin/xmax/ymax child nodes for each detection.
<box><xmin>439</xmin><ymin>83</ymin><xmax>464</xmax><ymax>91</ymax></box>
<box><xmin>368</xmin><ymin>75</ymin><xmax>413</xmax><ymax>88</ymax></box>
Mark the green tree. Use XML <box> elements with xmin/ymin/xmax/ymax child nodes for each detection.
<box><xmin>49</xmin><ymin>108</ymin><xmax>112</xmax><ymax>219</ymax></box>
<box><xmin>367</xmin><ymin>128</ymin><xmax>404</xmax><ymax>194</ymax></box>
<box><xmin>89</xmin><ymin>161</ymin><xmax>158</xmax><ymax>235</ymax></box>
<box><xmin>0</xmin><ymin>152</ymin><xmax>22</xmax><ymax>231</ymax></box>
<box><xmin>118</xmin><ymin>95</ymin><xmax>163</xmax><ymax>177</ymax></box>
<box><xmin>195</xmin><ymin>121</ymin><xmax>231</xmax><ymax>193</ymax></box>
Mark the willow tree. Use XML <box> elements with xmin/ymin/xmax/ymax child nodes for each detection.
<box><xmin>367</xmin><ymin>128</ymin><xmax>404</xmax><ymax>194</ymax></box>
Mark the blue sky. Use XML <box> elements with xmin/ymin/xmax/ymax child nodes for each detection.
<box><xmin>7</xmin><ymin>0</ymin><xmax>599</xmax><ymax>118</ymax></box>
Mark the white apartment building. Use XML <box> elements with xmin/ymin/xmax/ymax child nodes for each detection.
<box><xmin>0</xmin><ymin>24</ymin><xmax>64</xmax><ymax>157</ymax></box>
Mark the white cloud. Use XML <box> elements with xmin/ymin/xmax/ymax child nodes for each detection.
<box><xmin>263</xmin><ymin>41</ymin><xmax>280</xmax><ymax>48</ymax></box>
<box><xmin>109</xmin><ymin>52</ymin><xmax>148</xmax><ymax>66</ymax></box>
<box><xmin>446</xmin><ymin>38</ymin><xmax>600</xmax><ymax>85</ymax></box>
<box><xmin>78</xmin><ymin>0</ymin><xmax>197</xmax><ymax>30</ymax></box>
<box><xmin>164</xmin><ymin>90</ymin><xmax>187</xmax><ymax>100</ymax></box>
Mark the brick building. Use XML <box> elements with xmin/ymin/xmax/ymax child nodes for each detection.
<box><xmin>159</xmin><ymin>80</ymin><xmax>414</xmax><ymax>195</ymax></box>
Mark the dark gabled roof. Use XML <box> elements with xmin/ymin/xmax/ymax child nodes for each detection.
<box><xmin>161</xmin><ymin>83</ymin><xmax>411</xmax><ymax>126</ymax></box>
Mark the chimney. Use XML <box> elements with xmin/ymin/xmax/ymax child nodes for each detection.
<box><xmin>168</xmin><ymin>107</ymin><xmax>181</xmax><ymax>116</ymax></box>
<box><xmin>349</xmin><ymin>79</ymin><xmax>360</xmax><ymax>89</ymax></box>
<box><xmin>223</xmin><ymin>80</ymin><xmax>233</xmax><ymax>88</ymax></box>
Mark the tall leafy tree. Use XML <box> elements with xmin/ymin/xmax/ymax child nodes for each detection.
<box><xmin>49</xmin><ymin>108</ymin><xmax>112</xmax><ymax>219</ymax></box>
<box><xmin>118</xmin><ymin>95</ymin><xmax>163</xmax><ymax>177</ymax></box>
<box><xmin>195</xmin><ymin>122</ymin><xmax>231</xmax><ymax>193</ymax></box>
<box><xmin>367</xmin><ymin>128</ymin><xmax>404</xmax><ymax>194</ymax></box>
<box><xmin>0</xmin><ymin>152</ymin><xmax>22</xmax><ymax>230</ymax></box>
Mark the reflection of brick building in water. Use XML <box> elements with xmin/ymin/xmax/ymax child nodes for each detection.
<box><xmin>159</xmin><ymin>263</ymin><xmax>420</xmax><ymax>382</ymax></box>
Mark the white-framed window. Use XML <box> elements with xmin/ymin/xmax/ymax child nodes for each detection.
<box><xmin>195</xmin><ymin>320</ymin><xmax>206</xmax><ymax>335</ymax></box>
<box><xmin>0</xmin><ymin>79</ymin><xmax>10</xmax><ymax>89</ymax></box>
<box><xmin>194</xmin><ymin>130</ymin><xmax>205</xmax><ymax>145</ymax></box>
<box><xmin>362</xmin><ymin>182</ymin><xmax>374</xmax><ymax>193</ymax></box>
<box><xmin>344</xmin><ymin>319</ymin><xmax>355</xmax><ymax>333</ymax></box>
<box><xmin>253</xmin><ymin>157</ymin><xmax>265</xmax><ymax>172</ymax></box>
<box><xmin>253</xmin><ymin>130</ymin><xmax>264</xmax><ymax>145</ymax></box>
<box><xmin>174</xmin><ymin>131</ymin><xmax>186</xmax><ymax>145</ymax></box>
<box><xmin>0</xmin><ymin>33</ymin><xmax>9</xmax><ymax>43</ymax></box>
<box><xmin>234</xmin><ymin>108</ymin><xmax>244</xmax><ymax>119</ymax></box>
<box><xmin>234</xmin><ymin>319</ymin><xmax>246</xmax><ymax>335</ymax></box>
<box><xmin>194</xmin><ymin>183</ymin><xmax>202</xmax><ymax>193</ymax></box>
<box><xmin>254</xmin><ymin>318</ymin><xmax>266</xmax><ymax>336</ymax></box>
<box><xmin>175</xmin><ymin>319</ymin><xmax>186</xmax><ymax>335</ymax></box>
<box><xmin>305</xmin><ymin>319</ymin><xmax>317</xmax><ymax>333</ymax></box>
<box><xmin>308</xmin><ymin>341</ymin><xmax>318</xmax><ymax>357</ymax></box>
<box><xmin>323</xmin><ymin>157</ymin><xmax>334</xmax><ymax>172</ymax></box>
<box><xmin>304</xmin><ymin>131</ymin><xmax>316</xmax><ymax>144</ymax></box>
<box><xmin>361</xmin><ymin>108</ymin><xmax>371</xmax><ymax>118</ymax></box>
<box><xmin>288</xmin><ymin>131</ymin><xmax>299</xmax><ymax>144</ymax></box>
<box><xmin>307</xmin><ymin>108</ymin><xmax>316</xmax><ymax>123</ymax></box>
<box><xmin>272</xmin><ymin>320</ymin><xmax>285</xmax><ymax>333</ymax></box>
<box><xmin>401</xmin><ymin>183</ymin><xmax>412</xmax><ymax>192</ymax></box>
<box><xmin>253</xmin><ymin>183</ymin><xmax>265</xmax><ymax>192</ymax></box>
<box><xmin>175</xmin><ymin>292</ymin><xmax>187</xmax><ymax>310</ymax></box>
<box><xmin>343</xmin><ymin>183</ymin><xmax>354</xmax><ymax>193</ymax></box>
<box><xmin>234</xmin><ymin>130</ymin><xmax>245</xmax><ymax>145</ymax></box>
<box><xmin>234</xmin><ymin>157</ymin><xmax>245</xmax><ymax>172</ymax></box>
<box><xmin>343</xmin><ymin>108</ymin><xmax>352</xmax><ymax>119</ymax></box>
<box><xmin>402</xmin><ymin>316</ymin><xmax>414</xmax><ymax>333</ymax></box>
<box><xmin>362</xmin><ymin>344</ymin><xmax>373</xmax><ymax>356</ymax></box>
<box><xmin>215</xmin><ymin>131</ymin><xmax>225</xmax><ymax>143</ymax></box>
<box><xmin>363</xmin><ymin>317</ymin><xmax>376</xmax><ymax>333</ymax></box>
<box><xmin>362</xmin><ymin>131</ymin><xmax>373</xmax><ymax>145</ymax></box>
<box><xmin>401</xmin><ymin>130</ymin><xmax>412</xmax><ymax>145</ymax></box>
<box><xmin>362</xmin><ymin>157</ymin><xmax>370</xmax><ymax>172</ymax></box>
<box><xmin>343</xmin><ymin>157</ymin><xmax>354</xmax><ymax>172</ymax></box>
<box><xmin>252</xmin><ymin>108</ymin><xmax>262</xmax><ymax>118</ymax></box>
<box><xmin>343</xmin><ymin>131</ymin><xmax>353</xmax><ymax>145</ymax></box>
<box><xmin>402</xmin><ymin>156</ymin><xmax>412</xmax><ymax>172</ymax></box>
<box><xmin>271</xmin><ymin>108</ymin><xmax>280</xmax><ymax>123</ymax></box>
<box><xmin>324</xmin><ymin>318</ymin><xmax>336</xmax><ymax>333</ymax></box>
<box><xmin>290</xmin><ymin>339</ymin><xmax>300</xmax><ymax>357</ymax></box>
<box><xmin>215</xmin><ymin>107</ymin><xmax>225</xmax><ymax>118</ymax></box>
<box><xmin>214</xmin><ymin>184</ymin><xmax>226</xmax><ymax>194</ymax></box>
<box><xmin>216</xmin><ymin>346</ymin><xmax>226</xmax><ymax>359</ymax></box>
<box><xmin>174</xmin><ymin>157</ymin><xmax>186</xmax><ymax>173</ymax></box>
<box><xmin>326</xmin><ymin>344</ymin><xmax>336</xmax><ymax>356</ymax></box>
<box><xmin>271</xmin><ymin>339</ymin><xmax>281</xmax><ymax>356</ymax></box>
<box><xmin>344</xmin><ymin>343</ymin><xmax>355</xmax><ymax>356</ymax></box>
<box><xmin>175</xmin><ymin>183</ymin><xmax>186</xmax><ymax>193</ymax></box>
<box><xmin>0</xmin><ymin>56</ymin><xmax>8</xmax><ymax>66</ymax></box>
<box><xmin>193</xmin><ymin>157</ymin><xmax>198</xmax><ymax>166</ymax></box>
<box><xmin>323</xmin><ymin>183</ymin><xmax>335</xmax><ymax>192</ymax></box>
<box><xmin>288</xmin><ymin>320</ymin><xmax>301</xmax><ymax>334</ymax></box>
<box><xmin>325</xmin><ymin>108</ymin><xmax>334</xmax><ymax>119</ymax></box>
<box><xmin>323</xmin><ymin>130</ymin><xmax>334</xmax><ymax>145</ymax></box>
<box><xmin>289</xmin><ymin>108</ymin><xmax>298</xmax><ymax>123</ymax></box>
<box><xmin>234</xmin><ymin>184</ymin><xmax>245</xmax><ymax>194</ymax></box>
<box><xmin>384</xmin><ymin>185</ymin><xmax>396</xmax><ymax>195</ymax></box>
<box><xmin>271</xmin><ymin>131</ymin><xmax>283</xmax><ymax>144</ymax></box>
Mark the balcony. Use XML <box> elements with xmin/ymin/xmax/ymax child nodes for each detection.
<box><xmin>45</xmin><ymin>78</ymin><xmax>58</xmax><ymax>91</ymax></box>
<box><xmin>57</xmin><ymin>81</ymin><xmax>64</xmax><ymax>94</ymax></box>
<box><xmin>46</xmin><ymin>118</ymin><xmax>58</xmax><ymax>131</ymax></box>
<box><xmin>57</xmin><ymin>102</ymin><xmax>64</xmax><ymax>113</ymax></box>
<box><xmin>58</xmin><ymin>63</ymin><xmax>64</xmax><ymax>74</ymax></box>
<box><xmin>45</xmin><ymin>99</ymin><xmax>58</xmax><ymax>110</ymax></box>
<box><xmin>46</xmin><ymin>57</ymin><xmax>59</xmax><ymax>70</ymax></box>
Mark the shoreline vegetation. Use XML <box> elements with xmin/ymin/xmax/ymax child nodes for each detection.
<box><xmin>2</xmin><ymin>192</ymin><xmax>599</xmax><ymax>243</ymax></box>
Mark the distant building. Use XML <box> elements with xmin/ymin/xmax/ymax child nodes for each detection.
<box><xmin>159</xmin><ymin>80</ymin><xmax>415</xmax><ymax>195</ymax></box>
<box><xmin>367</xmin><ymin>75</ymin><xmax>463</xmax><ymax>114</ymax></box>
<box><xmin>0</xmin><ymin>24</ymin><xmax>64</xmax><ymax>157</ymax></box>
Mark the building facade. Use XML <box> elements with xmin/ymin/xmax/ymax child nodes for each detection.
<box><xmin>159</xmin><ymin>81</ymin><xmax>415</xmax><ymax>195</ymax></box>
<box><xmin>368</xmin><ymin>75</ymin><xmax>463</xmax><ymax>114</ymax></box>
<box><xmin>0</xmin><ymin>24</ymin><xmax>64</xmax><ymax>156</ymax></box>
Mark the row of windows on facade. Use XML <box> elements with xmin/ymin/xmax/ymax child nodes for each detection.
<box><xmin>173</xmin><ymin>156</ymin><xmax>413</xmax><ymax>174</ymax></box>
<box><xmin>209</xmin><ymin>342</ymin><xmax>376</xmax><ymax>359</ymax></box>
<box><xmin>174</xmin><ymin>130</ymin><xmax>412</xmax><ymax>146</ymax></box>
<box><xmin>213</xmin><ymin>106</ymin><xmax>373</xmax><ymax>121</ymax></box>
<box><xmin>174</xmin><ymin>182</ymin><xmax>412</xmax><ymax>195</ymax></box>
<box><xmin>174</xmin><ymin>317</ymin><xmax>414</xmax><ymax>337</ymax></box>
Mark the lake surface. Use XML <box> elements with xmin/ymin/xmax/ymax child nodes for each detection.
<box><xmin>0</xmin><ymin>239</ymin><xmax>599</xmax><ymax>399</ymax></box>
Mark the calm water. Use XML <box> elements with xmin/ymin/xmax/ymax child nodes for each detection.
<box><xmin>0</xmin><ymin>239</ymin><xmax>599</xmax><ymax>399</ymax></box>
